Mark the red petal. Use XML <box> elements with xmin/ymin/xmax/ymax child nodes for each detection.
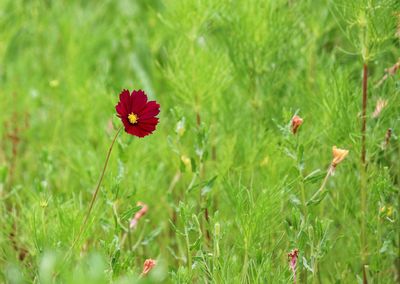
<box><xmin>120</xmin><ymin>116</ymin><xmax>150</xmax><ymax>137</ymax></box>
<box><xmin>139</xmin><ymin>101</ymin><xmax>160</xmax><ymax>119</ymax></box>
<box><xmin>138</xmin><ymin>122</ymin><xmax>156</xmax><ymax>132</ymax></box>
<box><xmin>126</xmin><ymin>124</ymin><xmax>151</xmax><ymax>137</ymax></box>
<box><xmin>117</xmin><ymin>89</ymin><xmax>131</xmax><ymax>114</ymax></box>
<box><xmin>139</xmin><ymin>117</ymin><xmax>159</xmax><ymax>126</ymax></box>
<box><xmin>120</xmin><ymin>117</ymin><xmax>131</xmax><ymax>129</ymax></box>
<box><xmin>131</xmin><ymin>90</ymin><xmax>148</xmax><ymax>114</ymax></box>
<box><xmin>116</xmin><ymin>102</ymin><xmax>127</xmax><ymax>117</ymax></box>
<box><xmin>116</xmin><ymin>89</ymin><xmax>159</xmax><ymax>137</ymax></box>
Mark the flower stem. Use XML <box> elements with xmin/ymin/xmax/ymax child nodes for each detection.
<box><xmin>185</xmin><ymin>226</ymin><xmax>192</xmax><ymax>272</ymax></box>
<box><xmin>361</xmin><ymin>63</ymin><xmax>368</xmax><ymax>283</ymax></box>
<box><xmin>300</xmin><ymin>175</ymin><xmax>307</xmax><ymax>216</ymax></box>
<box><xmin>70</xmin><ymin>126</ymin><xmax>122</xmax><ymax>252</ymax></box>
<box><xmin>299</xmin><ymin>177</ymin><xmax>308</xmax><ymax>283</ymax></box>
<box><xmin>361</xmin><ymin>63</ymin><xmax>368</xmax><ymax>165</ymax></box>
<box><xmin>308</xmin><ymin>166</ymin><xmax>332</xmax><ymax>203</ymax></box>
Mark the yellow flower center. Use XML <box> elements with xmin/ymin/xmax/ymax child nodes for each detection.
<box><xmin>128</xmin><ymin>113</ymin><xmax>138</xmax><ymax>124</ymax></box>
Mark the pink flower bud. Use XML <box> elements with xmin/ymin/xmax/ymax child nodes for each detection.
<box><xmin>291</xmin><ymin>115</ymin><xmax>303</xmax><ymax>134</ymax></box>
<box><xmin>288</xmin><ymin>249</ymin><xmax>299</xmax><ymax>284</ymax></box>
<box><xmin>142</xmin><ymin>259</ymin><xmax>156</xmax><ymax>276</ymax></box>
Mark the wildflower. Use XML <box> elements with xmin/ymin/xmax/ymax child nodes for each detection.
<box><xmin>141</xmin><ymin>259</ymin><xmax>156</xmax><ymax>276</ymax></box>
<box><xmin>308</xmin><ymin>146</ymin><xmax>349</xmax><ymax>204</ymax></box>
<box><xmin>115</xmin><ymin>89</ymin><xmax>160</xmax><ymax>138</ymax></box>
<box><xmin>130</xmin><ymin>202</ymin><xmax>148</xmax><ymax>230</ymax></box>
<box><xmin>291</xmin><ymin>115</ymin><xmax>303</xmax><ymax>134</ymax></box>
<box><xmin>70</xmin><ymin>89</ymin><xmax>159</xmax><ymax>254</ymax></box>
<box><xmin>372</xmin><ymin>99</ymin><xmax>388</xmax><ymax>118</ymax></box>
<box><xmin>287</xmin><ymin>249</ymin><xmax>299</xmax><ymax>284</ymax></box>
<box><xmin>331</xmin><ymin>146</ymin><xmax>349</xmax><ymax>168</ymax></box>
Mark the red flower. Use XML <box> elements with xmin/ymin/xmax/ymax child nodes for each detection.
<box><xmin>115</xmin><ymin>89</ymin><xmax>160</xmax><ymax>138</ymax></box>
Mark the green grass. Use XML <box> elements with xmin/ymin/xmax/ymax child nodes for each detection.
<box><xmin>0</xmin><ymin>0</ymin><xmax>399</xmax><ymax>283</ymax></box>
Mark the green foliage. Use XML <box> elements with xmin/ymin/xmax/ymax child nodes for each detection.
<box><xmin>0</xmin><ymin>0</ymin><xmax>399</xmax><ymax>283</ymax></box>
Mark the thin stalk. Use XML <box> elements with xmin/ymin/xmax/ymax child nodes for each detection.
<box><xmin>361</xmin><ymin>64</ymin><xmax>368</xmax><ymax>165</ymax></box>
<box><xmin>299</xmin><ymin>170</ymin><xmax>309</xmax><ymax>283</ymax></box>
<box><xmin>309</xmin><ymin>166</ymin><xmax>332</xmax><ymax>203</ymax></box>
<box><xmin>241</xmin><ymin>236</ymin><xmax>249</xmax><ymax>283</ymax></box>
<box><xmin>204</xmin><ymin>207</ymin><xmax>211</xmax><ymax>241</ymax></box>
<box><xmin>361</xmin><ymin>63</ymin><xmax>368</xmax><ymax>283</ymax></box>
<box><xmin>185</xmin><ymin>226</ymin><xmax>192</xmax><ymax>271</ymax></box>
<box><xmin>70</xmin><ymin>126</ymin><xmax>122</xmax><ymax>252</ymax></box>
<box><xmin>297</xmin><ymin>136</ymin><xmax>308</xmax><ymax>216</ymax></box>
<box><xmin>196</xmin><ymin>111</ymin><xmax>211</xmax><ymax>243</ymax></box>
<box><xmin>300</xmin><ymin>176</ymin><xmax>307</xmax><ymax>216</ymax></box>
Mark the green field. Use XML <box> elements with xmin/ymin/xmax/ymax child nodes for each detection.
<box><xmin>1</xmin><ymin>0</ymin><xmax>399</xmax><ymax>283</ymax></box>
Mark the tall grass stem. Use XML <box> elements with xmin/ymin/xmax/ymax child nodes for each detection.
<box><xmin>361</xmin><ymin>63</ymin><xmax>368</xmax><ymax>283</ymax></box>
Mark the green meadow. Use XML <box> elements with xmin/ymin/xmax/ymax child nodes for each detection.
<box><xmin>0</xmin><ymin>0</ymin><xmax>399</xmax><ymax>283</ymax></box>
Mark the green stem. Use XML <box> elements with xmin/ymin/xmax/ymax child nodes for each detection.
<box><xmin>300</xmin><ymin>177</ymin><xmax>307</xmax><ymax>216</ymax></box>
<box><xmin>361</xmin><ymin>63</ymin><xmax>368</xmax><ymax>283</ymax></box>
<box><xmin>308</xmin><ymin>166</ymin><xmax>332</xmax><ymax>203</ymax></box>
<box><xmin>361</xmin><ymin>63</ymin><xmax>368</xmax><ymax>165</ymax></box>
<box><xmin>70</xmin><ymin>126</ymin><xmax>122</xmax><ymax>252</ymax></box>
<box><xmin>185</xmin><ymin>226</ymin><xmax>192</xmax><ymax>272</ymax></box>
<box><xmin>299</xmin><ymin>168</ymin><xmax>308</xmax><ymax>284</ymax></box>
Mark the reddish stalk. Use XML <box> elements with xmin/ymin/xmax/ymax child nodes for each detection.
<box><xmin>4</xmin><ymin>93</ymin><xmax>30</xmax><ymax>262</ymax></box>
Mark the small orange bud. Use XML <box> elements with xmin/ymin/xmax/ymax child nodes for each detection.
<box><xmin>291</xmin><ymin>115</ymin><xmax>303</xmax><ymax>134</ymax></box>
<box><xmin>332</xmin><ymin>146</ymin><xmax>349</xmax><ymax>168</ymax></box>
<box><xmin>142</xmin><ymin>259</ymin><xmax>156</xmax><ymax>276</ymax></box>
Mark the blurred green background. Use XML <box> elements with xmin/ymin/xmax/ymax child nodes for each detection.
<box><xmin>0</xmin><ymin>0</ymin><xmax>399</xmax><ymax>283</ymax></box>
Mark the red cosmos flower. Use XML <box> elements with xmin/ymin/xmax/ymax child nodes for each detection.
<box><xmin>115</xmin><ymin>89</ymin><xmax>160</xmax><ymax>138</ymax></box>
